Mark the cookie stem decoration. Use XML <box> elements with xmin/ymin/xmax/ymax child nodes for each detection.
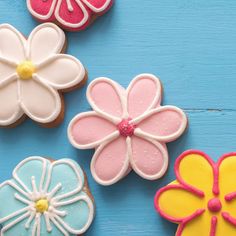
<box><xmin>0</xmin><ymin>23</ymin><xmax>86</xmax><ymax>127</ymax></box>
<box><xmin>68</xmin><ymin>74</ymin><xmax>187</xmax><ymax>185</ymax></box>
<box><xmin>27</xmin><ymin>0</ymin><xmax>113</xmax><ymax>31</ymax></box>
<box><xmin>0</xmin><ymin>157</ymin><xmax>94</xmax><ymax>236</ymax></box>
<box><xmin>155</xmin><ymin>150</ymin><xmax>236</xmax><ymax>236</ymax></box>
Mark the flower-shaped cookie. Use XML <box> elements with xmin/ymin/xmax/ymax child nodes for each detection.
<box><xmin>155</xmin><ymin>150</ymin><xmax>236</xmax><ymax>236</ymax></box>
<box><xmin>0</xmin><ymin>23</ymin><xmax>85</xmax><ymax>127</ymax></box>
<box><xmin>68</xmin><ymin>74</ymin><xmax>187</xmax><ymax>185</ymax></box>
<box><xmin>27</xmin><ymin>0</ymin><xmax>113</xmax><ymax>31</ymax></box>
<box><xmin>0</xmin><ymin>157</ymin><xmax>94</xmax><ymax>236</ymax></box>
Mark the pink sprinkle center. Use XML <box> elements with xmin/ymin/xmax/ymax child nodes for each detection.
<box><xmin>117</xmin><ymin>119</ymin><xmax>136</xmax><ymax>137</ymax></box>
<box><xmin>208</xmin><ymin>198</ymin><xmax>222</xmax><ymax>213</ymax></box>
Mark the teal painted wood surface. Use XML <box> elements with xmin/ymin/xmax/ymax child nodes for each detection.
<box><xmin>0</xmin><ymin>0</ymin><xmax>236</xmax><ymax>235</ymax></box>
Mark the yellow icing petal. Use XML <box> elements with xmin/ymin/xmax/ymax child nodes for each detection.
<box><xmin>178</xmin><ymin>213</ymin><xmax>212</xmax><ymax>236</ymax></box>
<box><xmin>177</xmin><ymin>152</ymin><xmax>214</xmax><ymax>195</ymax></box>
<box><xmin>156</xmin><ymin>185</ymin><xmax>204</xmax><ymax>221</ymax></box>
<box><xmin>216</xmin><ymin>215</ymin><xmax>236</xmax><ymax>236</ymax></box>
<box><xmin>218</xmin><ymin>154</ymin><xmax>236</xmax><ymax>196</ymax></box>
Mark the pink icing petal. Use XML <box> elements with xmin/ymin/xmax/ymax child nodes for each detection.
<box><xmin>27</xmin><ymin>0</ymin><xmax>57</xmax><ymax>21</ymax></box>
<box><xmin>55</xmin><ymin>0</ymin><xmax>91</xmax><ymax>31</ymax></box>
<box><xmin>135</xmin><ymin>106</ymin><xmax>187</xmax><ymax>142</ymax></box>
<box><xmin>91</xmin><ymin>137</ymin><xmax>129</xmax><ymax>185</ymax></box>
<box><xmin>87</xmin><ymin>78</ymin><xmax>124</xmax><ymax>121</ymax></box>
<box><xmin>127</xmin><ymin>74</ymin><xmax>162</xmax><ymax>119</ymax></box>
<box><xmin>81</xmin><ymin>0</ymin><xmax>112</xmax><ymax>13</ymax></box>
<box><xmin>130</xmin><ymin>136</ymin><xmax>168</xmax><ymax>180</ymax></box>
<box><xmin>68</xmin><ymin>111</ymin><xmax>118</xmax><ymax>149</ymax></box>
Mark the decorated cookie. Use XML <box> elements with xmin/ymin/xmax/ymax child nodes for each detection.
<box><xmin>27</xmin><ymin>0</ymin><xmax>113</xmax><ymax>31</ymax></box>
<box><xmin>154</xmin><ymin>150</ymin><xmax>236</xmax><ymax>236</ymax></box>
<box><xmin>0</xmin><ymin>156</ymin><xmax>94</xmax><ymax>236</ymax></box>
<box><xmin>0</xmin><ymin>23</ymin><xmax>86</xmax><ymax>127</ymax></box>
<box><xmin>68</xmin><ymin>74</ymin><xmax>187</xmax><ymax>185</ymax></box>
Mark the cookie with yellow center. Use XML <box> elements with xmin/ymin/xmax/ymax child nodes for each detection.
<box><xmin>0</xmin><ymin>156</ymin><xmax>95</xmax><ymax>235</ymax></box>
<box><xmin>0</xmin><ymin>23</ymin><xmax>87</xmax><ymax>128</ymax></box>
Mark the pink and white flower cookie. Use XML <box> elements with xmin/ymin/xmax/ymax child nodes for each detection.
<box><xmin>68</xmin><ymin>74</ymin><xmax>187</xmax><ymax>185</ymax></box>
<box><xmin>27</xmin><ymin>0</ymin><xmax>113</xmax><ymax>31</ymax></box>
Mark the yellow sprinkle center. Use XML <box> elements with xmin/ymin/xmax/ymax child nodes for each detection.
<box><xmin>16</xmin><ymin>61</ymin><xmax>35</xmax><ymax>80</ymax></box>
<box><xmin>35</xmin><ymin>199</ymin><xmax>49</xmax><ymax>213</ymax></box>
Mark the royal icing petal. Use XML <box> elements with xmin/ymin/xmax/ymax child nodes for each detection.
<box><xmin>91</xmin><ymin>137</ymin><xmax>130</xmax><ymax>185</ymax></box>
<box><xmin>0</xmin><ymin>79</ymin><xmax>24</xmax><ymax>126</ymax></box>
<box><xmin>130</xmin><ymin>136</ymin><xmax>168</xmax><ymax>180</ymax></box>
<box><xmin>68</xmin><ymin>111</ymin><xmax>119</xmax><ymax>149</ymax></box>
<box><xmin>155</xmin><ymin>150</ymin><xmax>236</xmax><ymax>236</ymax></box>
<box><xmin>44</xmin><ymin>159</ymin><xmax>84</xmax><ymax>200</ymax></box>
<box><xmin>0</xmin><ymin>157</ymin><xmax>94</xmax><ymax>236</ymax></box>
<box><xmin>155</xmin><ymin>184</ymin><xmax>204</xmax><ymax>223</ymax></box>
<box><xmin>27</xmin><ymin>23</ymin><xmax>65</xmax><ymax>64</ymax></box>
<box><xmin>87</xmin><ymin>78</ymin><xmax>125</xmax><ymax>123</ymax></box>
<box><xmin>27</xmin><ymin>0</ymin><xmax>57</xmax><ymax>21</ymax></box>
<box><xmin>19</xmin><ymin>79</ymin><xmax>61</xmax><ymax>124</ymax></box>
<box><xmin>0</xmin><ymin>58</ymin><xmax>17</xmax><ymax>84</ymax></box>
<box><xmin>37</xmin><ymin>54</ymin><xmax>85</xmax><ymax>90</ymax></box>
<box><xmin>55</xmin><ymin>0</ymin><xmax>90</xmax><ymax>30</ymax></box>
<box><xmin>126</xmin><ymin>74</ymin><xmax>162</xmax><ymax>119</ymax></box>
<box><xmin>134</xmin><ymin>106</ymin><xmax>188</xmax><ymax>142</ymax></box>
<box><xmin>68</xmin><ymin>74</ymin><xmax>187</xmax><ymax>185</ymax></box>
<box><xmin>81</xmin><ymin>0</ymin><xmax>112</xmax><ymax>13</ymax></box>
<box><xmin>0</xmin><ymin>24</ymin><xmax>26</xmax><ymax>63</ymax></box>
<box><xmin>52</xmin><ymin>194</ymin><xmax>94</xmax><ymax>235</ymax></box>
<box><xmin>175</xmin><ymin>151</ymin><xmax>215</xmax><ymax>195</ymax></box>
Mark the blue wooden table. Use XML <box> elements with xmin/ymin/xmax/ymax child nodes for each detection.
<box><xmin>0</xmin><ymin>0</ymin><xmax>236</xmax><ymax>235</ymax></box>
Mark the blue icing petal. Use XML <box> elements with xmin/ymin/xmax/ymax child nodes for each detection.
<box><xmin>57</xmin><ymin>192</ymin><xmax>93</xmax><ymax>233</ymax></box>
<box><xmin>1</xmin><ymin>217</ymin><xmax>28</xmax><ymax>236</ymax></box>
<box><xmin>47</xmin><ymin>159</ymin><xmax>84</xmax><ymax>198</ymax></box>
<box><xmin>0</xmin><ymin>180</ymin><xmax>26</xmax><ymax>220</ymax></box>
<box><xmin>13</xmin><ymin>157</ymin><xmax>50</xmax><ymax>192</ymax></box>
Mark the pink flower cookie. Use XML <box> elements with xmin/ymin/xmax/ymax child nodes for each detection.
<box><xmin>155</xmin><ymin>150</ymin><xmax>236</xmax><ymax>236</ymax></box>
<box><xmin>27</xmin><ymin>0</ymin><xmax>113</xmax><ymax>31</ymax></box>
<box><xmin>68</xmin><ymin>74</ymin><xmax>187</xmax><ymax>185</ymax></box>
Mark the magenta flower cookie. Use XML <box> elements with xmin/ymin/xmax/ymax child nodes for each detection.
<box><xmin>27</xmin><ymin>0</ymin><xmax>113</xmax><ymax>31</ymax></box>
<box><xmin>68</xmin><ymin>74</ymin><xmax>187</xmax><ymax>185</ymax></box>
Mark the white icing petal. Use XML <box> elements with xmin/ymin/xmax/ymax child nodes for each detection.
<box><xmin>27</xmin><ymin>23</ymin><xmax>65</xmax><ymax>64</ymax></box>
<box><xmin>0</xmin><ymin>57</ymin><xmax>17</xmax><ymax>84</ymax></box>
<box><xmin>0</xmin><ymin>24</ymin><xmax>26</xmax><ymax>63</ymax></box>
<box><xmin>0</xmin><ymin>78</ymin><xmax>23</xmax><ymax>126</ymax></box>
<box><xmin>19</xmin><ymin>78</ymin><xmax>61</xmax><ymax>124</ymax></box>
<box><xmin>37</xmin><ymin>54</ymin><xmax>85</xmax><ymax>90</ymax></box>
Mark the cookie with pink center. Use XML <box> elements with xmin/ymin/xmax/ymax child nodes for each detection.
<box><xmin>68</xmin><ymin>74</ymin><xmax>187</xmax><ymax>185</ymax></box>
<box><xmin>26</xmin><ymin>0</ymin><xmax>113</xmax><ymax>31</ymax></box>
<box><xmin>154</xmin><ymin>150</ymin><xmax>236</xmax><ymax>236</ymax></box>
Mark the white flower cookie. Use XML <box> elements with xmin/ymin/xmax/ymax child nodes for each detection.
<box><xmin>0</xmin><ymin>23</ymin><xmax>86</xmax><ymax>127</ymax></box>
